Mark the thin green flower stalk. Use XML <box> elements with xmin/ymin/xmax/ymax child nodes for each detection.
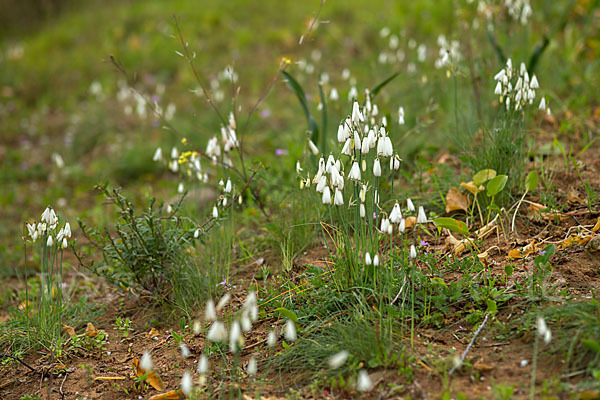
<box><xmin>23</xmin><ymin>206</ymin><xmax>72</xmax><ymax>357</ymax></box>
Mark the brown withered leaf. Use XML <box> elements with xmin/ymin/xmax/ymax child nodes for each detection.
<box><xmin>559</xmin><ymin>234</ymin><xmax>592</xmax><ymax>250</ymax></box>
<box><xmin>85</xmin><ymin>322</ymin><xmax>98</xmax><ymax>337</ymax></box>
<box><xmin>146</xmin><ymin>328</ymin><xmax>160</xmax><ymax>339</ymax></box>
<box><xmin>445</xmin><ymin>187</ymin><xmax>471</xmax><ymax>213</ymax></box>
<box><xmin>133</xmin><ymin>358</ymin><xmax>165</xmax><ymax>391</ymax></box>
<box><xmin>405</xmin><ymin>216</ymin><xmax>416</xmax><ymax>228</ymax></box>
<box><xmin>62</xmin><ymin>324</ymin><xmax>76</xmax><ymax>338</ymax></box>
<box><xmin>528</xmin><ymin>202</ymin><xmax>569</xmax><ymax>222</ymax></box>
<box><xmin>592</xmin><ymin>217</ymin><xmax>600</xmax><ymax>232</ymax></box>
<box><xmin>148</xmin><ymin>390</ymin><xmax>184</xmax><ymax>400</ymax></box>
<box><xmin>460</xmin><ymin>181</ymin><xmax>484</xmax><ymax>195</ymax></box>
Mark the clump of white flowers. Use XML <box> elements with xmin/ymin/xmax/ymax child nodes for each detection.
<box><xmin>26</xmin><ymin>206</ymin><xmax>71</xmax><ymax>249</ymax></box>
<box><xmin>505</xmin><ymin>0</ymin><xmax>532</xmax><ymax>25</ymax></box>
<box><xmin>493</xmin><ymin>58</ymin><xmax>541</xmax><ymax>111</ymax></box>
<box><xmin>434</xmin><ymin>35</ymin><xmax>462</xmax><ymax>69</ymax></box>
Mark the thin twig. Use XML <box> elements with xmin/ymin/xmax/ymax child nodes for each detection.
<box><xmin>0</xmin><ymin>353</ymin><xmax>36</xmax><ymax>372</ymax></box>
<box><xmin>449</xmin><ymin>313</ymin><xmax>490</xmax><ymax>375</ymax></box>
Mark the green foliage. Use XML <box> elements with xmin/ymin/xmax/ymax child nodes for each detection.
<box><xmin>76</xmin><ymin>185</ymin><xmax>219</xmax><ymax>313</ymax></box>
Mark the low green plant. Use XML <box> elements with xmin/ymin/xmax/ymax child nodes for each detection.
<box><xmin>76</xmin><ymin>185</ymin><xmax>221</xmax><ymax>314</ymax></box>
<box><xmin>114</xmin><ymin>317</ymin><xmax>133</xmax><ymax>338</ymax></box>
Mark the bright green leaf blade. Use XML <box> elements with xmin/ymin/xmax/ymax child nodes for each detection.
<box><xmin>282</xmin><ymin>70</ymin><xmax>319</xmax><ymax>142</ymax></box>
<box><xmin>525</xmin><ymin>171</ymin><xmax>539</xmax><ymax>192</ymax></box>
<box><xmin>275</xmin><ymin>307</ymin><xmax>298</xmax><ymax>323</ymax></box>
<box><xmin>486</xmin><ymin>175</ymin><xmax>508</xmax><ymax>197</ymax></box>
<box><xmin>371</xmin><ymin>71</ymin><xmax>400</xmax><ymax>97</ymax></box>
<box><xmin>473</xmin><ymin>169</ymin><xmax>497</xmax><ymax>187</ymax></box>
<box><xmin>433</xmin><ymin>217</ymin><xmax>470</xmax><ymax>236</ymax></box>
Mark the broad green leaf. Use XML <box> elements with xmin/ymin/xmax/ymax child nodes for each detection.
<box><xmin>318</xmin><ymin>83</ymin><xmax>328</xmax><ymax>155</ymax></box>
<box><xmin>433</xmin><ymin>217</ymin><xmax>470</xmax><ymax>236</ymax></box>
<box><xmin>486</xmin><ymin>175</ymin><xmax>508</xmax><ymax>197</ymax></box>
<box><xmin>371</xmin><ymin>71</ymin><xmax>400</xmax><ymax>97</ymax></box>
<box><xmin>582</xmin><ymin>339</ymin><xmax>600</xmax><ymax>354</ymax></box>
<box><xmin>275</xmin><ymin>307</ymin><xmax>298</xmax><ymax>323</ymax></box>
<box><xmin>485</xmin><ymin>299</ymin><xmax>497</xmax><ymax>314</ymax></box>
<box><xmin>473</xmin><ymin>169</ymin><xmax>497</xmax><ymax>187</ymax></box>
<box><xmin>525</xmin><ymin>171</ymin><xmax>539</xmax><ymax>192</ymax></box>
<box><xmin>282</xmin><ymin>71</ymin><xmax>319</xmax><ymax>141</ymax></box>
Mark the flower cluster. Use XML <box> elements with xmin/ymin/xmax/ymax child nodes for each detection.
<box><xmin>493</xmin><ymin>58</ymin><xmax>543</xmax><ymax>112</ymax></box>
<box><xmin>26</xmin><ymin>207</ymin><xmax>71</xmax><ymax>249</ymax></box>
<box><xmin>434</xmin><ymin>35</ymin><xmax>462</xmax><ymax>69</ymax></box>
<box><xmin>505</xmin><ymin>0</ymin><xmax>532</xmax><ymax>25</ymax></box>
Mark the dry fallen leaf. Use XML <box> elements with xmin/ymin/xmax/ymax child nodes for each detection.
<box><xmin>592</xmin><ymin>217</ymin><xmax>600</xmax><ymax>232</ymax></box>
<box><xmin>62</xmin><ymin>324</ymin><xmax>76</xmax><ymax>338</ymax></box>
<box><xmin>507</xmin><ymin>249</ymin><xmax>522</xmax><ymax>260</ymax></box>
<box><xmin>567</xmin><ymin>189</ymin><xmax>585</xmax><ymax>205</ymax></box>
<box><xmin>528</xmin><ymin>202</ymin><xmax>569</xmax><ymax>222</ymax></box>
<box><xmin>405</xmin><ymin>216</ymin><xmax>416</xmax><ymax>228</ymax></box>
<box><xmin>133</xmin><ymin>358</ymin><xmax>165</xmax><ymax>391</ymax></box>
<box><xmin>85</xmin><ymin>322</ymin><xmax>98</xmax><ymax>337</ymax></box>
<box><xmin>559</xmin><ymin>234</ymin><xmax>592</xmax><ymax>250</ymax></box>
<box><xmin>148</xmin><ymin>390</ymin><xmax>184</xmax><ymax>400</ymax></box>
<box><xmin>460</xmin><ymin>181</ymin><xmax>484</xmax><ymax>195</ymax></box>
<box><xmin>146</xmin><ymin>328</ymin><xmax>160</xmax><ymax>339</ymax></box>
<box><xmin>445</xmin><ymin>187</ymin><xmax>471</xmax><ymax>213</ymax></box>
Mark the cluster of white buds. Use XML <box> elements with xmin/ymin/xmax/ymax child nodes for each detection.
<box><xmin>536</xmin><ymin>316</ymin><xmax>552</xmax><ymax>344</ymax></box>
<box><xmin>505</xmin><ymin>0</ymin><xmax>532</xmax><ymax>25</ymax></box>
<box><xmin>26</xmin><ymin>207</ymin><xmax>71</xmax><ymax>249</ymax></box>
<box><xmin>493</xmin><ymin>58</ymin><xmax>541</xmax><ymax>111</ymax></box>
<box><xmin>434</xmin><ymin>35</ymin><xmax>462</xmax><ymax>69</ymax></box>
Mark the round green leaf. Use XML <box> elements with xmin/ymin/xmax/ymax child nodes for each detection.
<box><xmin>473</xmin><ymin>169</ymin><xmax>497</xmax><ymax>187</ymax></box>
<box><xmin>525</xmin><ymin>171</ymin><xmax>539</xmax><ymax>192</ymax></box>
<box><xmin>486</xmin><ymin>175</ymin><xmax>508</xmax><ymax>197</ymax></box>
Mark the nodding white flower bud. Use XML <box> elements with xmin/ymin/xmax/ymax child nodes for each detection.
<box><xmin>372</xmin><ymin>104</ymin><xmax>379</xmax><ymax>116</ymax></box>
<box><xmin>62</xmin><ymin>238</ymin><xmax>68</xmax><ymax>249</ymax></box>
<box><xmin>353</xmin><ymin>131</ymin><xmax>362</xmax><ymax>151</ymax></box>
<box><xmin>539</xmin><ymin>97</ymin><xmax>546</xmax><ymax>110</ymax></box>
<box><xmin>330</xmin><ymin>87</ymin><xmax>339</xmax><ymax>101</ymax></box>
<box><xmin>308</xmin><ymin>139</ymin><xmax>319</xmax><ymax>155</ymax></box>
<box><xmin>32</xmin><ymin>231</ymin><xmax>39</xmax><ymax>241</ymax></box>
<box><xmin>530</xmin><ymin>74</ymin><xmax>539</xmax><ymax>89</ymax></box>
<box><xmin>212</xmin><ymin>206</ymin><xmax>218</xmax><ymax>219</ymax></box>
<box><xmin>506</xmin><ymin>96</ymin><xmax>511</xmax><ymax>111</ymax></box>
<box><xmin>207</xmin><ymin>321</ymin><xmax>227</xmax><ymax>342</ymax></box>
<box><xmin>229</xmin><ymin>320</ymin><xmax>243</xmax><ymax>352</ymax></box>
<box><xmin>417</xmin><ymin>206</ymin><xmax>427</xmax><ymax>223</ymax></box>
<box><xmin>167</xmin><ymin>205</ymin><xmax>173</xmax><ymax>214</ymax></box>
<box><xmin>357</xmin><ymin>369</ymin><xmax>373</xmax><ymax>392</ymax></box>
<box><xmin>328</xmin><ymin>350</ymin><xmax>350</xmax><ymax>369</ymax></box>
<box><xmin>64</xmin><ymin>222</ymin><xmax>71</xmax><ymax>238</ymax></box>
<box><xmin>247</xmin><ymin>356</ymin><xmax>258</xmax><ymax>376</ymax></box>
<box><xmin>537</xmin><ymin>317</ymin><xmax>552</xmax><ymax>344</ymax></box>
<box><xmin>180</xmin><ymin>343</ymin><xmax>191</xmax><ymax>359</ymax></box>
<box><xmin>337</xmin><ymin>124</ymin><xmax>346</xmax><ymax>143</ymax></box>
<box><xmin>390</xmin><ymin>203</ymin><xmax>402</xmax><ymax>224</ymax></box>
<box><xmin>352</xmin><ymin>101</ymin><xmax>363</xmax><ymax>124</ymax></box>
<box><xmin>181</xmin><ymin>371</ymin><xmax>193</xmax><ymax>395</ymax></box>
<box><xmin>373</xmin><ymin>159</ymin><xmax>382</xmax><ymax>177</ymax></box>
<box><xmin>296</xmin><ymin>161</ymin><xmax>303</xmax><ymax>174</ymax></box>
<box><xmin>365</xmin><ymin>252</ymin><xmax>372</xmax><ymax>265</ymax></box>
<box><xmin>153</xmin><ymin>147</ymin><xmax>163</xmax><ymax>162</ymax></box>
<box><xmin>380</xmin><ymin>218</ymin><xmax>390</xmax><ymax>233</ymax></box>
<box><xmin>493</xmin><ymin>69</ymin><xmax>506</xmax><ymax>82</ymax></box>
<box><xmin>407</xmin><ymin>199</ymin><xmax>415</xmax><ymax>212</ymax></box>
<box><xmin>494</xmin><ymin>81</ymin><xmax>502</xmax><ymax>95</ymax></box>
<box><xmin>205</xmin><ymin>300</ymin><xmax>217</xmax><ymax>321</ymax></box>
<box><xmin>316</xmin><ymin>175</ymin><xmax>327</xmax><ymax>193</ymax></box>
<box><xmin>194</xmin><ymin>229</ymin><xmax>200</xmax><ymax>238</ymax></box>
<box><xmin>398</xmin><ymin>106</ymin><xmax>405</xmax><ymax>125</ymax></box>
<box><xmin>284</xmin><ymin>320</ymin><xmax>297</xmax><ymax>342</ymax></box>
<box><xmin>520</xmin><ymin>62</ymin><xmax>527</xmax><ymax>76</ymax></box>
<box><xmin>360</xmin><ymin>203</ymin><xmax>366</xmax><ymax>218</ymax></box>
<box><xmin>393</xmin><ymin>155</ymin><xmax>401</xmax><ymax>170</ymax></box>
<box><xmin>322</xmin><ymin>186</ymin><xmax>332</xmax><ymax>205</ymax></box>
<box><xmin>334</xmin><ymin>189</ymin><xmax>344</xmax><ymax>206</ymax></box>
<box><xmin>341</xmin><ymin>138</ymin><xmax>353</xmax><ymax>155</ymax></box>
<box><xmin>376</xmin><ymin>136</ymin><xmax>385</xmax><ymax>156</ymax></box>
<box><xmin>178</xmin><ymin>183</ymin><xmax>185</xmax><ymax>194</ymax></box>
<box><xmin>410</xmin><ymin>244</ymin><xmax>417</xmax><ymax>259</ymax></box>
<box><xmin>399</xmin><ymin>218</ymin><xmax>406</xmax><ymax>233</ymax></box>
<box><xmin>267</xmin><ymin>330</ymin><xmax>277</xmax><ymax>347</ymax></box>
<box><xmin>171</xmin><ymin>147</ymin><xmax>179</xmax><ymax>159</ymax></box>
<box><xmin>193</xmin><ymin>320</ymin><xmax>202</xmax><ymax>334</ymax></box>
<box><xmin>348</xmin><ymin>85</ymin><xmax>357</xmax><ymax>100</ymax></box>
<box><xmin>373</xmin><ymin>254</ymin><xmax>380</xmax><ymax>266</ymax></box>
<box><xmin>359</xmin><ymin>185</ymin><xmax>367</xmax><ymax>203</ymax></box>
<box><xmin>361</xmin><ymin>135</ymin><xmax>371</xmax><ymax>154</ymax></box>
<box><xmin>374</xmin><ymin>190</ymin><xmax>380</xmax><ymax>205</ymax></box>
<box><xmin>216</xmin><ymin>293</ymin><xmax>231</xmax><ymax>311</ymax></box>
<box><xmin>140</xmin><ymin>351</ymin><xmax>153</xmax><ymax>371</ymax></box>
<box><xmin>26</xmin><ymin>223</ymin><xmax>36</xmax><ymax>238</ymax></box>
<box><xmin>384</xmin><ymin>137</ymin><xmax>393</xmax><ymax>157</ymax></box>
<box><xmin>46</xmin><ymin>235</ymin><xmax>53</xmax><ymax>247</ymax></box>
<box><xmin>197</xmin><ymin>354</ymin><xmax>209</xmax><ymax>374</ymax></box>
<box><xmin>348</xmin><ymin>162</ymin><xmax>361</xmax><ymax>181</ymax></box>
<box><xmin>224</xmin><ymin>179</ymin><xmax>232</xmax><ymax>193</ymax></box>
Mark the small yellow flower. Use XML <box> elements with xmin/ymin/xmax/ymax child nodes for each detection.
<box><xmin>281</xmin><ymin>57</ymin><xmax>292</xmax><ymax>66</ymax></box>
<box><xmin>181</xmin><ymin>137</ymin><xmax>188</xmax><ymax>145</ymax></box>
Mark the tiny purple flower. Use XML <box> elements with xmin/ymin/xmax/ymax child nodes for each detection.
<box><xmin>373</xmin><ymin>212</ymin><xmax>377</xmax><ymax>219</ymax></box>
<box><xmin>420</xmin><ymin>240</ymin><xmax>429</xmax><ymax>246</ymax></box>
<box><xmin>151</xmin><ymin>95</ymin><xmax>160</xmax><ymax>103</ymax></box>
<box><xmin>538</xmin><ymin>250</ymin><xmax>546</xmax><ymax>255</ymax></box>
<box><xmin>260</xmin><ymin>109</ymin><xmax>271</xmax><ymax>118</ymax></box>
<box><xmin>275</xmin><ymin>148</ymin><xmax>288</xmax><ymax>156</ymax></box>
<box><xmin>219</xmin><ymin>279</ymin><xmax>227</xmax><ymax>286</ymax></box>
